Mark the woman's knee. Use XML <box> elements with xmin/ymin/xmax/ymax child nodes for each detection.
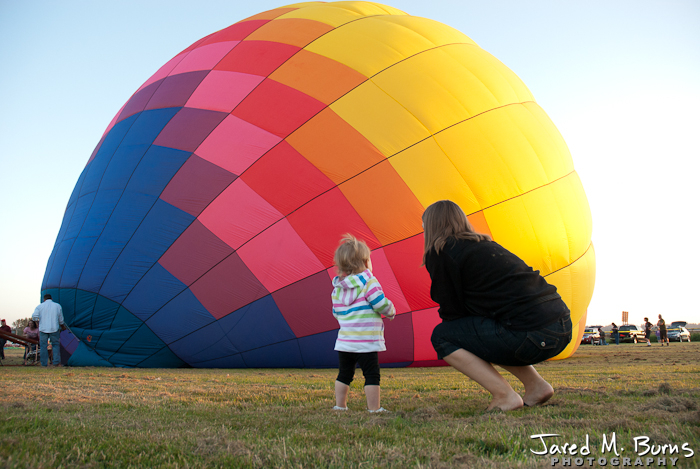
<box><xmin>431</xmin><ymin>323</ymin><xmax>461</xmax><ymax>360</ymax></box>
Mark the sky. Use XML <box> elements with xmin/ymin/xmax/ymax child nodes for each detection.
<box><xmin>1</xmin><ymin>0</ymin><xmax>699</xmax><ymax>329</ymax></box>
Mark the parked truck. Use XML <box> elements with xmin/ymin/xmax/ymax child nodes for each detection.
<box><xmin>617</xmin><ymin>324</ymin><xmax>646</xmax><ymax>343</ymax></box>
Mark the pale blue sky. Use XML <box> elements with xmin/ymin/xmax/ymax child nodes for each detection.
<box><xmin>1</xmin><ymin>1</ymin><xmax>699</xmax><ymax>328</ymax></box>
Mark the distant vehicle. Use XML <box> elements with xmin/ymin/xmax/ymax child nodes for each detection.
<box><xmin>670</xmin><ymin>321</ymin><xmax>687</xmax><ymax>328</ymax></box>
<box><xmin>581</xmin><ymin>327</ymin><xmax>600</xmax><ymax>345</ymax></box>
<box><xmin>618</xmin><ymin>325</ymin><xmax>646</xmax><ymax>343</ymax></box>
<box><xmin>667</xmin><ymin>327</ymin><xmax>691</xmax><ymax>342</ymax></box>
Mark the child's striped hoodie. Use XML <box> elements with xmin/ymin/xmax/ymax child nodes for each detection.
<box><xmin>331</xmin><ymin>269</ymin><xmax>396</xmax><ymax>353</ymax></box>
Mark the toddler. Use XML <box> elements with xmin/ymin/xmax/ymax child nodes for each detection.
<box><xmin>331</xmin><ymin>234</ymin><xmax>396</xmax><ymax>412</ymax></box>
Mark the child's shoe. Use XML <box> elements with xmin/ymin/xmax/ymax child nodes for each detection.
<box><xmin>368</xmin><ymin>407</ymin><xmax>388</xmax><ymax>413</ymax></box>
<box><xmin>332</xmin><ymin>406</ymin><xmax>347</xmax><ymax>411</ymax></box>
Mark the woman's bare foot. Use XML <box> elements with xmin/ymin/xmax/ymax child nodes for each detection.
<box><xmin>486</xmin><ymin>390</ymin><xmax>523</xmax><ymax>411</ymax></box>
<box><xmin>522</xmin><ymin>381</ymin><xmax>554</xmax><ymax>406</ymax></box>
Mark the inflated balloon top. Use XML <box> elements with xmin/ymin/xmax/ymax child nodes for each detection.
<box><xmin>43</xmin><ymin>1</ymin><xmax>594</xmax><ymax>367</ymax></box>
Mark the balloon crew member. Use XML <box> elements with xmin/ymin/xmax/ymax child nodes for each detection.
<box><xmin>0</xmin><ymin>319</ymin><xmax>11</xmax><ymax>360</ymax></box>
<box><xmin>611</xmin><ymin>323</ymin><xmax>619</xmax><ymax>345</ymax></box>
<box><xmin>23</xmin><ymin>320</ymin><xmax>39</xmax><ymax>365</ymax></box>
<box><xmin>422</xmin><ymin>200</ymin><xmax>572</xmax><ymax>411</ymax></box>
<box><xmin>643</xmin><ymin>317</ymin><xmax>653</xmax><ymax>347</ymax></box>
<box><xmin>32</xmin><ymin>294</ymin><xmax>66</xmax><ymax>367</ymax></box>
<box><xmin>331</xmin><ymin>234</ymin><xmax>396</xmax><ymax>412</ymax></box>
<box><xmin>598</xmin><ymin>327</ymin><xmax>607</xmax><ymax>345</ymax></box>
<box><xmin>657</xmin><ymin>315</ymin><xmax>669</xmax><ymax>346</ymax></box>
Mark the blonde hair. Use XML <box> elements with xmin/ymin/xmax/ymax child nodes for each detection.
<box><xmin>422</xmin><ymin>200</ymin><xmax>491</xmax><ymax>264</ymax></box>
<box><xmin>334</xmin><ymin>233</ymin><xmax>371</xmax><ymax>276</ymax></box>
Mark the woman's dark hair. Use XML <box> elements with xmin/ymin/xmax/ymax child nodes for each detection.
<box><xmin>422</xmin><ymin>200</ymin><xmax>491</xmax><ymax>264</ymax></box>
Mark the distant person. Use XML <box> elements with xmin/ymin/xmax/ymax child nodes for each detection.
<box><xmin>23</xmin><ymin>320</ymin><xmax>39</xmax><ymax>365</ymax></box>
<box><xmin>657</xmin><ymin>314</ymin><xmax>669</xmax><ymax>346</ymax></box>
<box><xmin>331</xmin><ymin>234</ymin><xmax>396</xmax><ymax>413</ymax></box>
<box><xmin>0</xmin><ymin>319</ymin><xmax>11</xmax><ymax>360</ymax></box>
<box><xmin>422</xmin><ymin>200</ymin><xmax>572</xmax><ymax>411</ymax></box>
<box><xmin>611</xmin><ymin>323</ymin><xmax>620</xmax><ymax>345</ymax></box>
<box><xmin>32</xmin><ymin>294</ymin><xmax>66</xmax><ymax>367</ymax></box>
<box><xmin>47</xmin><ymin>339</ymin><xmax>54</xmax><ymax>364</ymax></box>
<box><xmin>643</xmin><ymin>317</ymin><xmax>652</xmax><ymax>347</ymax></box>
<box><xmin>598</xmin><ymin>327</ymin><xmax>607</xmax><ymax>345</ymax></box>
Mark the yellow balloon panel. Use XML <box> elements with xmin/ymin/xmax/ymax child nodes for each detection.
<box><xmin>238</xmin><ymin>7</ymin><xmax>299</xmax><ymax>22</ymax></box>
<box><xmin>279</xmin><ymin>2</ymin><xmax>329</xmax><ymax>8</ymax></box>
<box><xmin>279</xmin><ymin>2</ymin><xmax>405</xmax><ymax>28</ymax></box>
<box><xmin>331</xmin><ymin>80</ymin><xmax>431</xmax><ymax>156</ymax></box>
<box><xmin>549</xmin><ymin>173</ymin><xmax>594</xmax><ymax>263</ymax></box>
<box><xmin>483</xmin><ymin>172</ymin><xmax>592</xmax><ymax>275</ymax></box>
<box><xmin>440</xmin><ymin>44</ymin><xmax>535</xmax><ymax>106</ymax></box>
<box><xmin>545</xmin><ymin>243</ymin><xmax>596</xmax><ymax>329</ymax></box>
<box><xmin>388</xmin><ymin>137</ymin><xmax>481</xmax><ymax>213</ymax></box>
<box><xmin>379</xmin><ymin>15</ymin><xmax>475</xmax><ymax>49</ymax></box>
<box><xmin>520</xmin><ymin>102</ymin><xmax>574</xmax><ymax>179</ymax></box>
<box><xmin>538</xmin><ymin>244</ymin><xmax>595</xmax><ymax>360</ymax></box>
<box><xmin>372</xmin><ymin>44</ymin><xmax>533</xmax><ymax>134</ymax></box>
<box><xmin>552</xmin><ymin>314</ymin><xmax>585</xmax><ymax>360</ymax></box>
<box><xmin>305</xmin><ymin>16</ymin><xmax>467</xmax><ymax>77</ymax></box>
<box><xmin>321</xmin><ymin>0</ymin><xmax>406</xmax><ymax>15</ymax></box>
<box><xmin>433</xmin><ymin>103</ymin><xmax>574</xmax><ymax>208</ymax></box>
<box><xmin>277</xmin><ymin>5</ymin><xmax>372</xmax><ymax>27</ymax></box>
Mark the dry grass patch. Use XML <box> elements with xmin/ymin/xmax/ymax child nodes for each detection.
<box><xmin>1</xmin><ymin>343</ymin><xmax>699</xmax><ymax>468</ymax></box>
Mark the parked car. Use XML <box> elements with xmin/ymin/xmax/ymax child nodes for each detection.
<box><xmin>618</xmin><ymin>325</ymin><xmax>646</xmax><ymax>343</ymax></box>
<box><xmin>670</xmin><ymin>321</ymin><xmax>687</xmax><ymax>328</ymax></box>
<box><xmin>581</xmin><ymin>327</ymin><xmax>600</xmax><ymax>345</ymax></box>
<box><xmin>667</xmin><ymin>327</ymin><xmax>691</xmax><ymax>342</ymax></box>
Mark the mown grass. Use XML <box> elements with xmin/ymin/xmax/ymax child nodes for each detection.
<box><xmin>1</xmin><ymin>342</ymin><xmax>699</xmax><ymax>468</ymax></box>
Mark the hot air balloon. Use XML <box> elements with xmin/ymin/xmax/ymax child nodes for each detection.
<box><xmin>42</xmin><ymin>1</ymin><xmax>594</xmax><ymax>368</ymax></box>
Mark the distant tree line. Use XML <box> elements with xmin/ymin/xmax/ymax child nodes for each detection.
<box><xmin>11</xmin><ymin>317</ymin><xmax>33</xmax><ymax>333</ymax></box>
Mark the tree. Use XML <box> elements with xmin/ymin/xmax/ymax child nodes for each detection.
<box><xmin>12</xmin><ymin>317</ymin><xmax>32</xmax><ymax>332</ymax></box>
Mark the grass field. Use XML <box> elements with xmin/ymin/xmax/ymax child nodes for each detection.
<box><xmin>1</xmin><ymin>342</ymin><xmax>699</xmax><ymax>468</ymax></box>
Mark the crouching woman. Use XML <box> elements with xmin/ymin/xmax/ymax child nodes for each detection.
<box><xmin>422</xmin><ymin>200</ymin><xmax>572</xmax><ymax>411</ymax></box>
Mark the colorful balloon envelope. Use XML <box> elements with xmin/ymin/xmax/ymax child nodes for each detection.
<box><xmin>42</xmin><ymin>1</ymin><xmax>594</xmax><ymax>368</ymax></box>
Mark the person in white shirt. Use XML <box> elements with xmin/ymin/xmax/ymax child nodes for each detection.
<box><xmin>32</xmin><ymin>294</ymin><xmax>66</xmax><ymax>367</ymax></box>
